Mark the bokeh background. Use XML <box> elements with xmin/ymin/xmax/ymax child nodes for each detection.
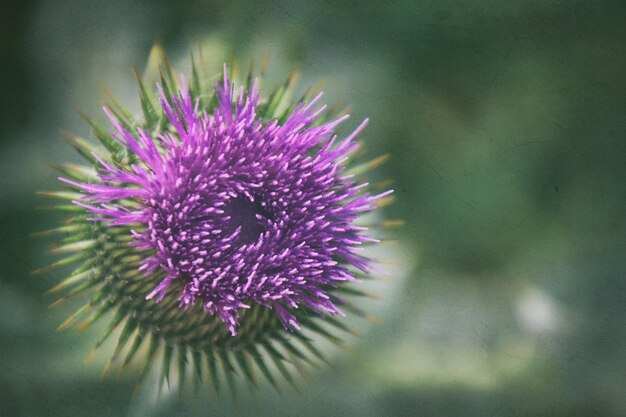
<box><xmin>1</xmin><ymin>1</ymin><xmax>625</xmax><ymax>416</ymax></box>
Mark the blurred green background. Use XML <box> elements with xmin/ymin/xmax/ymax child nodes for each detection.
<box><xmin>1</xmin><ymin>1</ymin><xmax>625</xmax><ymax>416</ymax></box>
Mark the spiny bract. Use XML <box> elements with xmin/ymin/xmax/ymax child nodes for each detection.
<box><xmin>41</xmin><ymin>50</ymin><xmax>393</xmax><ymax>395</ymax></box>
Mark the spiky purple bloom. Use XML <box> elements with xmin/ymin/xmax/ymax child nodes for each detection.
<box><xmin>64</xmin><ymin>67</ymin><xmax>390</xmax><ymax>335</ymax></box>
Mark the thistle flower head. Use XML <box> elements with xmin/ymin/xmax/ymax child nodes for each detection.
<box><xmin>65</xmin><ymin>67</ymin><xmax>385</xmax><ymax>336</ymax></box>
<box><xmin>43</xmin><ymin>51</ymin><xmax>393</xmax><ymax>394</ymax></box>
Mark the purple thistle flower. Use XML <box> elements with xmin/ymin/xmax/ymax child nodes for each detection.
<box><xmin>62</xmin><ymin>66</ymin><xmax>391</xmax><ymax>336</ymax></box>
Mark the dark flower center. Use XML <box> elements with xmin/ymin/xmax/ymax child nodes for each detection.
<box><xmin>223</xmin><ymin>196</ymin><xmax>272</xmax><ymax>244</ymax></box>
